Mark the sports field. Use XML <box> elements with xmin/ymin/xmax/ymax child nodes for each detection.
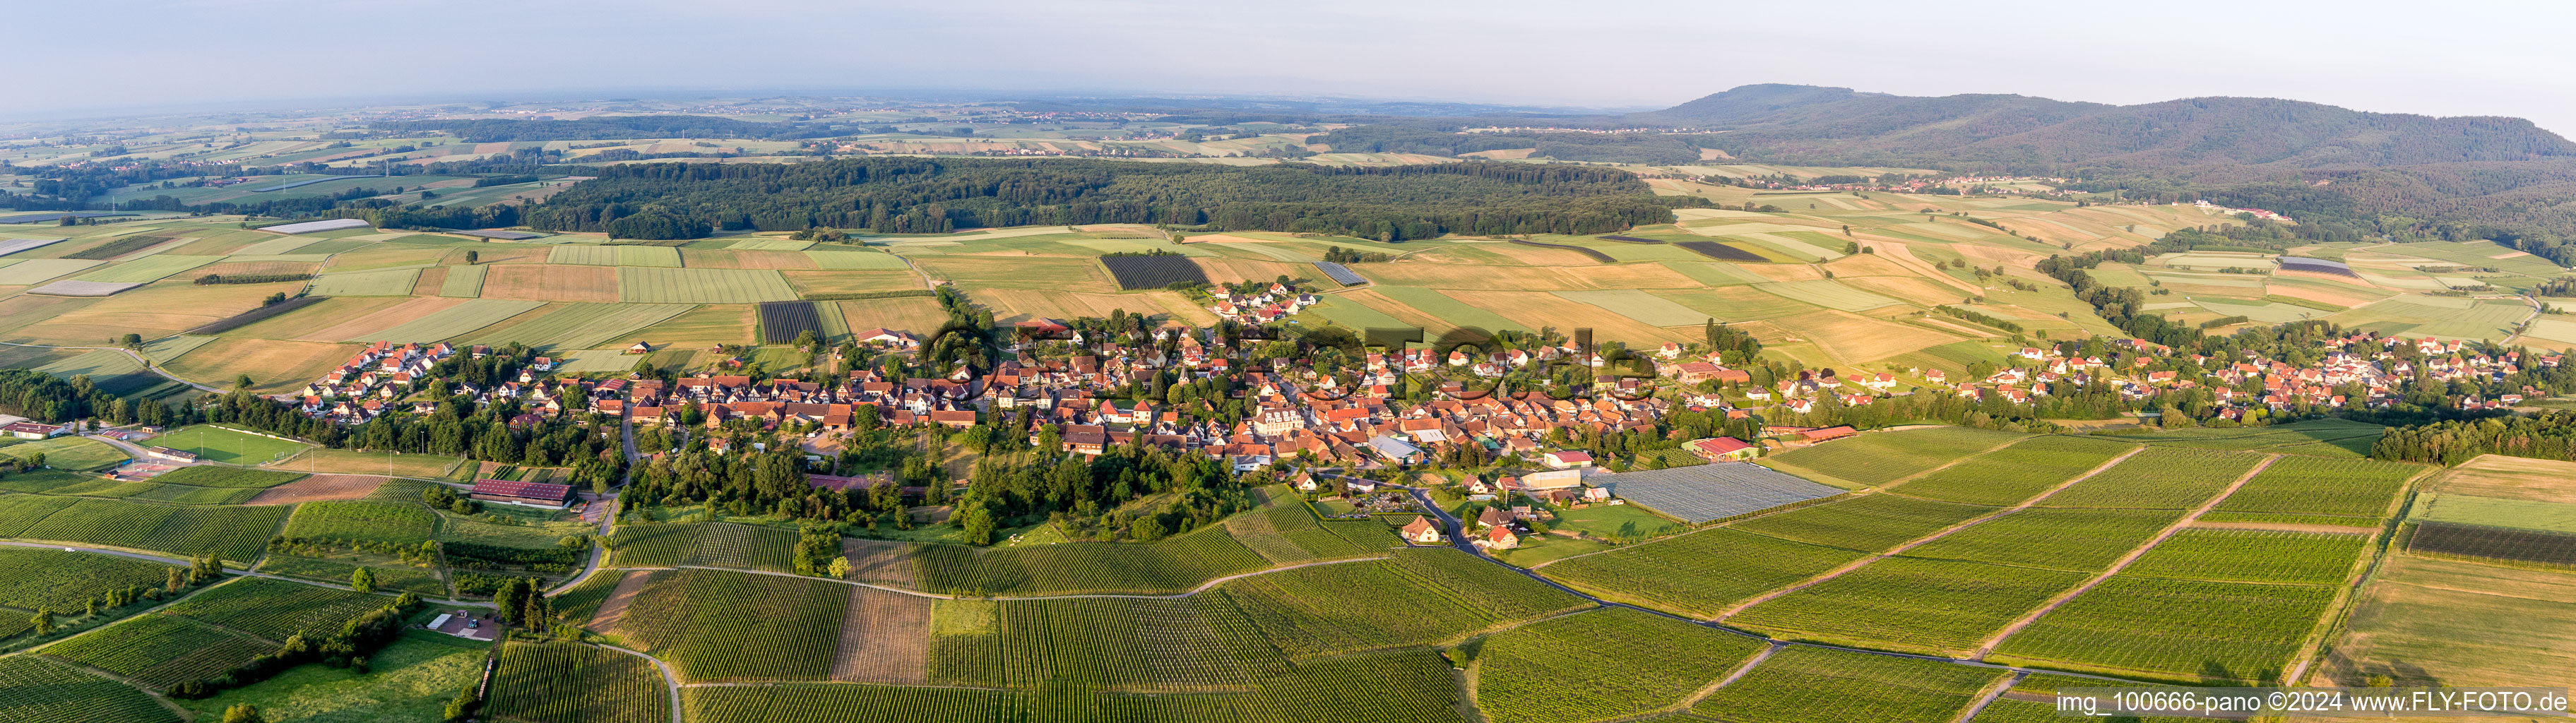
<box><xmin>143</xmin><ymin>424</ymin><xmax>314</xmax><ymax>465</ymax></box>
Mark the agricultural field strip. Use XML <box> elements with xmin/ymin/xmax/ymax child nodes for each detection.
<box><xmin>599</xmin><ymin>643</ymin><xmax>682</xmax><ymax>723</ymax></box>
<box><xmin>1714</xmin><ymin>446</ymin><xmax>2149</xmax><ymax>619</ymax></box>
<box><xmin>0</xmin><ymin>540</ymin><xmax>496</xmax><ymax>609</ymax></box>
<box><xmin>1532</xmin><ymin>431</ymin><xmax>2036</xmax><ymax>570</ymax></box>
<box><xmin>606</xmin><ymin>555</ymin><xmax>1390</xmax><ymax>601</ymax></box>
<box><xmin>1968</xmin><ymin>455</ymin><xmax>2281</xmax><ymax>659</ymax></box>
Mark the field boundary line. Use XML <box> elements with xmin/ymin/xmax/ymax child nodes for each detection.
<box><xmin>1516</xmin><ymin>436</ymin><xmax>2019</xmax><ymax>570</ymax></box>
<box><xmin>1713</xmin><ymin>445</ymin><xmax>2148</xmax><ymax>621</ymax></box>
<box><xmin>1952</xmin><ymin>671</ymin><xmax>2028</xmax><ymax>723</ymax></box>
<box><xmin>1594</xmin><ymin>641</ymin><xmax>1783</xmax><ymax>723</ymax></box>
<box><xmin>591</xmin><ymin>643</ymin><xmax>680</xmax><ymax>723</ymax></box>
<box><xmin>1968</xmin><ymin>453</ymin><xmax>2277</xmax><ymax>661</ymax></box>
<box><xmin>607</xmin><ymin>555</ymin><xmax>1390</xmax><ymax>601</ymax></box>
<box><xmin>2281</xmin><ymin>465</ymin><xmax>2442</xmax><ymax>686</ymax></box>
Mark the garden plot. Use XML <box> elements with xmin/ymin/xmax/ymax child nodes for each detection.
<box><xmin>1594</xmin><ymin>463</ymin><xmax>1844</xmax><ymax>522</ymax></box>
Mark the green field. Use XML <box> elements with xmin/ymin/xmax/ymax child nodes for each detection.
<box><xmin>304</xmin><ymin>268</ymin><xmax>422</xmax><ymax>296</ymax></box>
<box><xmin>0</xmin><ymin>655</ymin><xmax>182</xmax><ymax>723</ymax></box>
<box><xmin>607</xmin><ymin>568</ymin><xmax>847</xmax><ymax>682</ymax></box>
<box><xmin>1537</xmin><ymin>528</ymin><xmax>1870</xmax><ymax>617</ymax></box>
<box><xmin>143</xmin><ymin>424</ymin><xmax>313</xmax><ymax>465</ymax></box>
<box><xmin>1754</xmin><ymin>280</ymin><xmax>1904</xmax><ymax>311</ymax></box>
<box><xmin>176</xmin><ymin>635</ymin><xmax>487</xmax><ymax>723</ymax></box>
<box><xmin>1730</xmin><ymin>494</ymin><xmax>1998</xmax><ymax>552</ymax></box>
<box><xmin>487</xmin><ymin>641</ymin><xmax>670</xmax><ymax>723</ymax></box>
<box><xmin>1892</xmin><ymin>436</ymin><xmax>2137</xmax><ymax>506</ymax></box>
<box><xmin>16</xmin><ymin>497</ymin><xmax>285</xmax><ymax>561</ymax></box>
<box><xmin>1692</xmin><ymin>645</ymin><xmax>2006</xmax><ymax>723</ymax></box>
<box><xmin>805</xmin><ymin>249</ymin><xmax>914</xmax><ymax>270</ymax></box>
<box><xmin>1658</xmin><ymin>261</ymin><xmax>1771</xmax><ymax>286</ymax></box>
<box><xmin>2210</xmin><ymin>455</ymin><xmax>2420</xmax><ymax>518</ymax></box>
<box><xmin>1213</xmin><ymin>548</ymin><xmax>1586</xmax><ymax>659</ymax></box>
<box><xmin>0</xmin><ymin>259</ymin><xmax>102</xmax><ymax>285</ymax></box>
<box><xmin>458</xmin><ymin>302</ymin><xmax>694</xmax><ymax>351</ymax></box>
<box><xmin>1732</xmin><ymin>556</ymin><xmax>2089</xmax><ymax>655</ymax></box>
<box><xmin>281</xmin><ymin>500</ymin><xmax>439</xmax><ymax>545</ymax></box>
<box><xmin>1905</xmin><ymin>508</ymin><xmax>2183</xmax><ymax>571</ymax></box>
<box><xmin>2037</xmin><ymin>448</ymin><xmax>2265</xmax><ymax>509</ymax></box>
<box><xmin>351</xmin><ymin>297</ymin><xmax>543</xmax><ymax>342</ymax></box>
<box><xmin>42</xmin><ymin>613</ymin><xmax>274</xmax><ymax>689</ymax></box>
<box><xmin>1370</xmin><ymin>285</ymin><xmax>1529</xmax><ymax>332</ymax></box>
<box><xmin>617</xmin><ymin>267</ymin><xmax>800</xmax><ymax>303</ymax></box>
<box><xmin>0</xmin><ymin>436</ymin><xmax>131</xmax><ymax>472</ymax></box>
<box><xmin>1756</xmin><ymin>426</ymin><xmax>2024</xmax><ymax>488</ymax></box>
<box><xmin>1473</xmin><ymin>607</ymin><xmax>1767</xmax><ymax>723</ymax></box>
<box><xmin>439</xmin><ymin>263</ymin><xmax>487</xmax><ymax>296</ymax></box>
<box><xmin>2121</xmin><ymin>528</ymin><xmax>2367</xmax><ymax>585</ymax></box>
<box><xmin>145</xmin><ymin>465</ymin><xmax>305</xmax><ymax>488</ymax></box>
<box><xmin>552</xmin><ymin>245</ymin><xmax>682</xmax><ymax>267</ymax></box>
<box><xmin>73</xmin><ymin>255</ymin><xmax>221</xmax><ymax>284</ymax></box>
<box><xmin>607</xmin><ymin>521</ymin><xmax>797</xmax><ymax>573</ymax></box>
<box><xmin>1990</xmin><ymin>574</ymin><xmax>2337</xmax><ymax>683</ymax></box>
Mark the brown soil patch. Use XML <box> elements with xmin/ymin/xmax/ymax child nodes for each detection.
<box><xmin>247</xmin><ymin>474</ymin><xmax>388</xmax><ymax>505</ymax></box>
<box><xmin>297</xmin><ymin>297</ymin><xmax>468</xmax><ymax>342</ymax></box>
<box><xmin>841</xmin><ymin>539</ymin><xmax>918</xmax><ymax>588</ymax></box>
<box><xmin>1190</xmin><ymin>258</ymin><xmax>1307</xmax><ymax>285</ymax></box>
<box><xmin>161</xmin><ymin>337</ymin><xmax>362</xmax><ymax>393</ymax></box>
<box><xmin>410</xmin><ymin>266</ymin><xmax>449</xmax><ymax>295</ymax></box>
<box><xmin>480</xmin><ymin>263</ymin><xmax>617</xmax><ymax>302</ymax></box>
<box><xmin>17</xmin><ymin>280</ymin><xmax>302</xmax><ymax>345</ymax></box>
<box><xmin>586</xmin><ymin>570</ymin><xmax>655</xmax><ymax>633</ymax></box>
<box><xmin>2265</xmin><ymin>281</ymin><xmax>2379</xmax><ymax>307</ymax></box>
<box><xmin>836</xmin><ymin>298</ymin><xmax>948</xmax><ymax>335</ymax></box>
<box><xmin>1771</xmin><ymin>309</ymin><xmax>1966</xmax><ymax>362</ymax></box>
<box><xmin>832</xmin><ymin>587</ymin><xmax>932</xmax><ymax>684</ymax></box>
<box><xmin>2435</xmin><ymin>455</ymin><xmax>2576</xmax><ymax>504</ymax></box>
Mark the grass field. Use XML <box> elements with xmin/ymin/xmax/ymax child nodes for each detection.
<box><xmin>175</xmin><ymin>635</ymin><xmax>487</xmax><ymax>723</ymax></box>
<box><xmin>2432</xmin><ymin>454</ymin><xmax>2576</xmax><ymax>504</ymax></box>
<box><xmin>478</xmin><ymin>263</ymin><xmax>620</xmax><ymax>303</ymax></box>
<box><xmin>265</xmin><ymin>447</ymin><xmax>464</xmax><ymax>479</ymax></box>
<box><xmin>2315</xmin><ymin>554</ymin><xmax>2575</xmax><ymax>688</ymax></box>
<box><xmin>343</xmin><ymin>298</ymin><xmax>542</xmax><ymax>342</ymax></box>
<box><xmin>1756</xmin><ymin>426</ymin><xmax>2024</xmax><ymax>488</ymax></box>
<box><xmin>304</xmin><ymin>267</ymin><xmax>423</xmax><ymax>296</ymax></box>
<box><xmin>551</xmin><ymin>244</ymin><xmax>682</xmax><ymax>266</ymax></box>
<box><xmin>458</xmin><ymin>302</ymin><xmax>693</xmax><ymax>351</ymax></box>
<box><xmin>1551</xmin><ymin>289</ymin><xmax>1714</xmax><ymax>326</ymax></box>
<box><xmin>439</xmin><ymin>263</ymin><xmax>487</xmax><ymax>297</ymax></box>
<box><xmin>143</xmin><ymin>424</ymin><xmax>312</xmax><ymax>465</ymax></box>
<box><xmin>280</xmin><ymin>500</ymin><xmax>439</xmax><ymax>545</ymax></box>
<box><xmin>0</xmin><ymin>436</ymin><xmax>129</xmax><ymax>471</ymax></box>
<box><xmin>618</xmin><ymin>267</ymin><xmax>800</xmax><ymax>303</ymax></box>
<box><xmin>805</xmin><ymin>249</ymin><xmax>913</xmax><ymax>270</ymax></box>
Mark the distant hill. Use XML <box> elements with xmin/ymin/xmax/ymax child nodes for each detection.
<box><xmin>1630</xmin><ymin>84</ymin><xmax>2576</xmax><ymax>176</ymax></box>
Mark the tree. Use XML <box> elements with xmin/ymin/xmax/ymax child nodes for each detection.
<box><xmin>119</xmin><ymin>333</ymin><xmax>143</xmax><ymax>348</ymax></box>
<box><xmin>222</xmin><ymin>705</ymin><xmax>265</xmax><ymax>723</ymax></box>
<box><xmin>955</xmin><ymin>501</ymin><xmax>996</xmax><ymax>546</ymax></box>
<box><xmin>29</xmin><ymin>609</ymin><xmax>51</xmax><ymax>636</ymax></box>
<box><xmin>828</xmin><ymin>556</ymin><xmax>852</xmax><ymax>578</ymax></box>
<box><xmin>465</xmin><ymin>250</ymin><xmax>479</xmax><ymax>265</ymax></box>
<box><xmin>350</xmin><ymin>566</ymin><xmax>376</xmax><ymax>593</ymax></box>
<box><xmin>234</xmin><ymin>374</ymin><xmax>255</xmax><ymax>390</ymax></box>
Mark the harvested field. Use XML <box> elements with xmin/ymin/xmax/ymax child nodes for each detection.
<box><xmin>836</xmin><ymin>297</ymin><xmax>949</xmax><ymax>335</ymax></box>
<box><xmin>410</xmin><ymin>265</ymin><xmax>448</xmax><ymax>294</ymax></box>
<box><xmin>832</xmin><ymin>587</ymin><xmax>933</xmax><ymax>684</ymax></box>
<box><xmin>304</xmin><ymin>267</ymin><xmax>422</xmax><ymax>296</ymax></box>
<box><xmin>2313</xmin><ymin>554</ymin><xmax>2575</xmax><ymax>688</ymax></box>
<box><xmin>185</xmin><ymin>295</ymin><xmax>332</xmax><ymax>335</ymax></box>
<box><xmin>1444</xmin><ymin>289</ymin><xmax>1690</xmax><ymax>345</ymax></box>
<box><xmin>25</xmin><ymin>280</ymin><xmax>141</xmax><ymax>296</ymax></box>
<box><xmin>1774</xmin><ymin>309</ymin><xmax>1966</xmax><ymax>362</ymax></box>
<box><xmin>804</xmin><ymin>249</ymin><xmax>913</xmax><ymax>270</ymax></box>
<box><xmin>161</xmin><ymin>337</ymin><xmax>358</xmax><ymax>393</ymax></box>
<box><xmin>1552</xmin><ymin>289</ymin><xmax>1711</xmax><ymax>327</ymax></box>
<box><xmin>481</xmin><ymin>263</ymin><xmax>620</xmax><ymax>302</ymax></box>
<box><xmin>971</xmin><ymin>288</ymin><xmax>1215</xmax><ymax>326</ymax></box>
<box><xmin>607</xmin><ymin>304</ymin><xmax>756</xmax><ymax>347</ymax></box>
<box><xmin>12</xmin><ymin>281</ymin><xmax>298</xmax><ymax>345</ymax></box>
<box><xmin>1354</xmin><ymin>261</ymin><xmax>1697</xmax><ymax>291</ymax></box>
<box><xmin>1190</xmin><ymin>257</ymin><xmax>1308</xmax><ymax>285</ymax></box>
<box><xmin>551</xmin><ymin>244</ymin><xmax>681</xmax><ymax>266</ymax></box>
<box><xmin>1755</xmin><ymin>280</ymin><xmax>1905</xmax><ymax>311</ymax></box>
<box><xmin>243</xmin><ymin>474</ymin><xmax>387</xmax><ymax>505</ymax></box>
<box><xmin>2435</xmin><ymin>455</ymin><xmax>2576</xmax><ymax>504</ymax></box>
<box><xmin>681</xmin><ymin>248</ymin><xmax>817</xmax><ymax>269</ymax></box>
<box><xmin>618</xmin><ymin>267</ymin><xmax>800</xmax><ymax>303</ymax></box>
<box><xmin>0</xmin><ymin>258</ymin><xmax>103</xmax><ymax>285</ymax></box>
<box><xmin>458</xmin><ymin>302</ymin><xmax>694</xmax><ymax>352</ymax></box>
<box><xmin>74</xmin><ymin>255</ymin><xmax>221</xmax><ymax>284</ymax></box>
<box><xmin>915</xmin><ymin>256</ymin><xmax>1116</xmax><ymax>292</ymax></box>
<box><xmin>780</xmin><ymin>270</ymin><xmax>920</xmax><ymax>296</ymax></box>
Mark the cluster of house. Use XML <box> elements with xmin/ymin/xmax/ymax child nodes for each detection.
<box><xmin>1207</xmin><ymin>284</ymin><xmax>1319</xmax><ymax>324</ymax></box>
<box><xmin>290</xmin><ymin>342</ymin><xmax>624</xmax><ymax>428</ymax></box>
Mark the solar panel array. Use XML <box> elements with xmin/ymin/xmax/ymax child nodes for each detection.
<box><xmin>1596</xmin><ymin>463</ymin><xmax>1846</xmax><ymax>522</ymax></box>
<box><xmin>1313</xmin><ymin>261</ymin><xmax>1367</xmax><ymax>286</ymax></box>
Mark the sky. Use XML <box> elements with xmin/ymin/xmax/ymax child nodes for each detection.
<box><xmin>19</xmin><ymin>0</ymin><xmax>2576</xmax><ymax>134</ymax></box>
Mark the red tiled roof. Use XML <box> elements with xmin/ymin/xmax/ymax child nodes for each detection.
<box><xmin>472</xmin><ymin>479</ymin><xmax>575</xmax><ymax>501</ymax></box>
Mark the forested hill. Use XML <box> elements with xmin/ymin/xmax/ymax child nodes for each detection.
<box><xmin>521</xmin><ymin>157</ymin><xmax>1701</xmax><ymax>239</ymax></box>
<box><xmin>1630</xmin><ymin>84</ymin><xmax>2576</xmax><ymax>174</ymax></box>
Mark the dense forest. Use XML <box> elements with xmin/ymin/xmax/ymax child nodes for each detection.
<box><xmin>521</xmin><ymin>157</ymin><xmax>1703</xmax><ymax>240</ymax></box>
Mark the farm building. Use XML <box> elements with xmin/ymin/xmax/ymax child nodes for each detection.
<box><xmin>1670</xmin><ymin>362</ymin><xmax>1752</xmax><ymax>385</ymax></box>
<box><xmin>1</xmin><ymin>422</ymin><xmax>66</xmax><ymax>439</ymax></box>
<box><xmin>1780</xmin><ymin>426</ymin><xmax>1857</xmax><ymax>447</ymax></box>
<box><xmin>1687</xmin><ymin>436</ymin><xmax>1757</xmax><ymax>462</ymax></box>
<box><xmin>470</xmin><ymin>479</ymin><xmax>578</xmax><ymax>508</ymax></box>
<box><xmin>855</xmin><ymin>328</ymin><xmax>920</xmax><ymax>349</ymax></box>
<box><xmin>1543</xmin><ymin>450</ymin><xmax>1594</xmax><ymax>469</ymax></box>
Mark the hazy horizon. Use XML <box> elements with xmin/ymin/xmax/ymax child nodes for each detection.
<box><xmin>18</xmin><ymin>0</ymin><xmax>2576</xmax><ymax>134</ymax></box>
